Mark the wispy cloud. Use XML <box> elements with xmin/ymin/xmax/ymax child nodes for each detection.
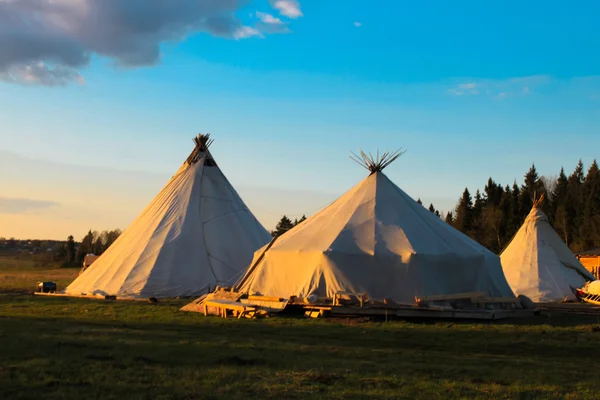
<box><xmin>448</xmin><ymin>82</ymin><xmax>479</xmax><ymax>96</ymax></box>
<box><xmin>0</xmin><ymin>0</ymin><xmax>303</xmax><ymax>86</ymax></box>
<box><xmin>255</xmin><ymin>11</ymin><xmax>290</xmax><ymax>34</ymax></box>
<box><xmin>257</xmin><ymin>11</ymin><xmax>284</xmax><ymax>25</ymax></box>
<box><xmin>353</xmin><ymin>22</ymin><xmax>362</xmax><ymax>28</ymax></box>
<box><xmin>447</xmin><ymin>75</ymin><xmax>551</xmax><ymax>98</ymax></box>
<box><xmin>233</xmin><ymin>26</ymin><xmax>264</xmax><ymax>40</ymax></box>
<box><xmin>0</xmin><ymin>197</ymin><xmax>59</xmax><ymax>215</ymax></box>
<box><xmin>271</xmin><ymin>0</ymin><xmax>303</xmax><ymax>19</ymax></box>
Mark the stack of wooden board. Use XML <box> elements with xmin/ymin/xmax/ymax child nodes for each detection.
<box><xmin>182</xmin><ymin>290</ymin><xmax>536</xmax><ymax>320</ymax></box>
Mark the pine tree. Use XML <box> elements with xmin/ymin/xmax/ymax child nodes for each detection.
<box><xmin>417</xmin><ymin>198</ymin><xmax>423</xmax><ymax>205</ymax></box>
<box><xmin>454</xmin><ymin>188</ymin><xmax>473</xmax><ymax>233</ymax></box>
<box><xmin>76</xmin><ymin>230</ymin><xmax>95</xmax><ymax>264</ymax></box>
<box><xmin>92</xmin><ymin>231</ymin><xmax>103</xmax><ymax>255</ymax></box>
<box><xmin>101</xmin><ymin>229</ymin><xmax>121</xmax><ymax>252</ymax></box>
<box><xmin>470</xmin><ymin>190</ymin><xmax>485</xmax><ymax>242</ymax></box>
<box><xmin>510</xmin><ymin>182</ymin><xmax>521</xmax><ymax>237</ymax></box>
<box><xmin>554</xmin><ymin>204</ymin><xmax>570</xmax><ymax>246</ymax></box>
<box><xmin>551</xmin><ymin>168</ymin><xmax>569</xmax><ymax>217</ymax></box>
<box><xmin>484</xmin><ymin>177</ymin><xmax>502</xmax><ymax>206</ymax></box>
<box><xmin>567</xmin><ymin>160</ymin><xmax>586</xmax><ymax>250</ymax></box>
<box><xmin>272</xmin><ymin>215</ymin><xmax>294</xmax><ymax>237</ymax></box>
<box><xmin>579</xmin><ymin>160</ymin><xmax>600</xmax><ymax>250</ymax></box>
<box><xmin>444</xmin><ymin>211</ymin><xmax>454</xmax><ymax>225</ymax></box>
<box><xmin>428</xmin><ymin>204</ymin><xmax>436</xmax><ymax>214</ymax></box>
<box><xmin>519</xmin><ymin>164</ymin><xmax>544</xmax><ymax>219</ymax></box>
<box><xmin>65</xmin><ymin>235</ymin><xmax>76</xmax><ymax>266</ymax></box>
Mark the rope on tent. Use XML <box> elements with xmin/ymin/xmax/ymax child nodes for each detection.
<box><xmin>349</xmin><ymin>148</ymin><xmax>406</xmax><ymax>175</ymax></box>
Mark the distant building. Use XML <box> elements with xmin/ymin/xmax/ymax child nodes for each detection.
<box><xmin>576</xmin><ymin>248</ymin><xmax>600</xmax><ymax>279</ymax></box>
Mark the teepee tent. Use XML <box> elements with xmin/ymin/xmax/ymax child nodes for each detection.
<box><xmin>65</xmin><ymin>134</ymin><xmax>271</xmax><ymax>299</ymax></box>
<box><xmin>500</xmin><ymin>195</ymin><xmax>595</xmax><ymax>302</ymax></box>
<box><xmin>236</xmin><ymin>150</ymin><xmax>514</xmax><ymax>303</ymax></box>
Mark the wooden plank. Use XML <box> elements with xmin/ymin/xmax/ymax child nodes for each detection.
<box><xmin>329</xmin><ymin>306</ymin><xmax>388</xmax><ymax>316</ymax></box>
<box><xmin>247</xmin><ymin>295</ymin><xmax>282</xmax><ymax>302</ymax></box>
<box><xmin>206</xmin><ymin>290</ymin><xmax>243</xmax><ymax>302</ymax></box>
<box><xmin>204</xmin><ymin>299</ymin><xmax>257</xmax><ymax>312</ymax></box>
<box><xmin>239</xmin><ymin>298</ymin><xmax>288</xmax><ymax>312</ymax></box>
<box><xmin>417</xmin><ymin>292</ymin><xmax>486</xmax><ymax>303</ymax></box>
<box><xmin>303</xmin><ymin>306</ymin><xmax>333</xmax><ymax>311</ymax></box>
<box><xmin>333</xmin><ymin>292</ymin><xmax>368</xmax><ymax>306</ymax></box>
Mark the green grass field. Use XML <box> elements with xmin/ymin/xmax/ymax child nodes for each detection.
<box><xmin>1</xmin><ymin>256</ymin><xmax>600</xmax><ymax>399</ymax></box>
<box><xmin>0</xmin><ymin>255</ymin><xmax>78</xmax><ymax>293</ymax></box>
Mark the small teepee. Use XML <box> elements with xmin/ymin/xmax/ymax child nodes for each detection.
<box><xmin>65</xmin><ymin>134</ymin><xmax>271</xmax><ymax>299</ymax></box>
<box><xmin>500</xmin><ymin>194</ymin><xmax>595</xmax><ymax>302</ymax></box>
<box><xmin>235</xmin><ymin>149</ymin><xmax>514</xmax><ymax>303</ymax></box>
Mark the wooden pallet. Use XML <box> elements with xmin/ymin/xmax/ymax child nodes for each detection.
<box><xmin>580</xmin><ymin>291</ymin><xmax>600</xmax><ymax>305</ymax></box>
<box><xmin>416</xmin><ymin>292</ymin><xmax>518</xmax><ymax>311</ymax></box>
<box><xmin>202</xmin><ymin>299</ymin><xmax>259</xmax><ymax>319</ymax></box>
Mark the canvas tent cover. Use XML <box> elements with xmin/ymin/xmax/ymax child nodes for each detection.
<box><xmin>237</xmin><ymin>171</ymin><xmax>514</xmax><ymax>304</ymax></box>
<box><xmin>65</xmin><ymin>135</ymin><xmax>271</xmax><ymax>298</ymax></box>
<box><xmin>500</xmin><ymin>206</ymin><xmax>595</xmax><ymax>302</ymax></box>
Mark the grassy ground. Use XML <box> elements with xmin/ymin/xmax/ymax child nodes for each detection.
<box><xmin>1</xmin><ymin>260</ymin><xmax>600</xmax><ymax>399</ymax></box>
<box><xmin>0</xmin><ymin>255</ymin><xmax>78</xmax><ymax>293</ymax></box>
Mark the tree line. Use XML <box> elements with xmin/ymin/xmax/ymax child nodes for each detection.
<box><xmin>443</xmin><ymin>160</ymin><xmax>600</xmax><ymax>254</ymax></box>
<box><xmin>271</xmin><ymin>215</ymin><xmax>306</xmax><ymax>237</ymax></box>
<box><xmin>270</xmin><ymin>160</ymin><xmax>600</xmax><ymax>255</ymax></box>
<box><xmin>65</xmin><ymin>229</ymin><xmax>122</xmax><ymax>266</ymax></box>
<box><xmin>0</xmin><ymin>229</ymin><xmax>121</xmax><ymax>267</ymax></box>
<box><xmin>57</xmin><ymin>229</ymin><xmax>122</xmax><ymax>267</ymax></box>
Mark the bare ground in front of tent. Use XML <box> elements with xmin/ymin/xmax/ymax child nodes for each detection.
<box><xmin>0</xmin><ymin>255</ymin><xmax>78</xmax><ymax>294</ymax></box>
<box><xmin>1</xmin><ymin>290</ymin><xmax>600</xmax><ymax>400</ymax></box>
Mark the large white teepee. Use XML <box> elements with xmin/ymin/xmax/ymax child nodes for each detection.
<box><xmin>500</xmin><ymin>199</ymin><xmax>595</xmax><ymax>302</ymax></box>
<box><xmin>236</xmin><ymin>151</ymin><xmax>514</xmax><ymax>303</ymax></box>
<box><xmin>65</xmin><ymin>134</ymin><xmax>271</xmax><ymax>299</ymax></box>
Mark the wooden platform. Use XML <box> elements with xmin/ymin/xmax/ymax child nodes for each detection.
<box><xmin>182</xmin><ymin>290</ymin><xmax>536</xmax><ymax>321</ymax></box>
<box><xmin>300</xmin><ymin>304</ymin><xmax>534</xmax><ymax>320</ymax></box>
<box><xmin>579</xmin><ymin>291</ymin><xmax>600</xmax><ymax>306</ymax></box>
<box><xmin>203</xmin><ymin>299</ymin><xmax>260</xmax><ymax>319</ymax></box>
<box><xmin>536</xmin><ymin>301</ymin><xmax>600</xmax><ymax>316</ymax></box>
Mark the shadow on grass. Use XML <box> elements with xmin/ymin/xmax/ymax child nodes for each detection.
<box><xmin>1</xmin><ymin>295</ymin><xmax>600</xmax><ymax>399</ymax></box>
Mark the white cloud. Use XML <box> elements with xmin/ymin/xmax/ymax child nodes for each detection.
<box><xmin>233</xmin><ymin>26</ymin><xmax>264</xmax><ymax>40</ymax></box>
<box><xmin>458</xmin><ymin>83</ymin><xmax>477</xmax><ymax>90</ymax></box>
<box><xmin>1</xmin><ymin>62</ymin><xmax>85</xmax><ymax>86</ymax></box>
<box><xmin>0</xmin><ymin>197</ymin><xmax>59</xmax><ymax>215</ymax></box>
<box><xmin>271</xmin><ymin>0</ymin><xmax>303</xmax><ymax>19</ymax></box>
<box><xmin>257</xmin><ymin>11</ymin><xmax>284</xmax><ymax>25</ymax></box>
<box><xmin>353</xmin><ymin>22</ymin><xmax>362</xmax><ymax>27</ymax></box>
<box><xmin>447</xmin><ymin>75</ymin><xmax>550</xmax><ymax>98</ymax></box>
<box><xmin>448</xmin><ymin>82</ymin><xmax>478</xmax><ymax>96</ymax></box>
<box><xmin>0</xmin><ymin>0</ymin><xmax>300</xmax><ymax>86</ymax></box>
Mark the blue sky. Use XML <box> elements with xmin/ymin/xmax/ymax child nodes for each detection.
<box><xmin>1</xmin><ymin>0</ymin><xmax>600</xmax><ymax>239</ymax></box>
